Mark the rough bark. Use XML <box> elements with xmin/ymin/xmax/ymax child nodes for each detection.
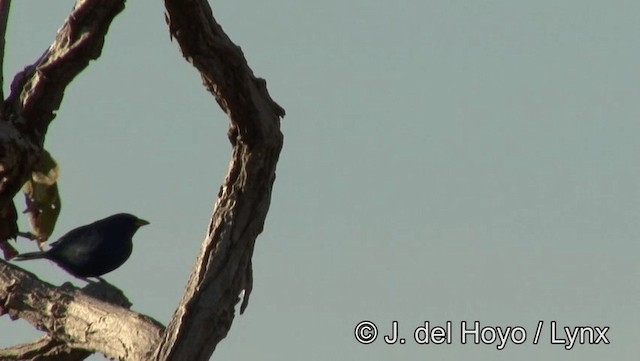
<box><xmin>0</xmin><ymin>336</ymin><xmax>91</xmax><ymax>361</ymax></box>
<box><xmin>152</xmin><ymin>1</ymin><xmax>284</xmax><ymax>360</ymax></box>
<box><xmin>0</xmin><ymin>0</ymin><xmax>284</xmax><ymax>360</ymax></box>
<box><xmin>0</xmin><ymin>0</ymin><xmax>126</xmax><ymax>254</ymax></box>
<box><xmin>0</xmin><ymin>0</ymin><xmax>143</xmax><ymax>359</ymax></box>
<box><xmin>0</xmin><ymin>260</ymin><xmax>164</xmax><ymax>360</ymax></box>
<box><xmin>0</xmin><ymin>0</ymin><xmax>10</xmax><ymax>101</ymax></box>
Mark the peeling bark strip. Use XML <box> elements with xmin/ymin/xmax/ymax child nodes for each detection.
<box><xmin>154</xmin><ymin>1</ymin><xmax>284</xmax><ymax>361</ymax></box>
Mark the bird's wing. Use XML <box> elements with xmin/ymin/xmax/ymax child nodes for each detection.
<box><xmin>49</xmin><ymin>222</ymin><xmax>96</xmax><ymax>248</ymax></box>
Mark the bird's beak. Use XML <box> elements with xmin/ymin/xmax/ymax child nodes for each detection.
<box><xmin>135</xmin><ymin>218</ymin><xmax>150</xmax><ymax>227</ymax></box>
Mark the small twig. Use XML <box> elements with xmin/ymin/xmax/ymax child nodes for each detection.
<box><xmin>0</xmin><ymin>0</ymin><xmax>10</xmax><ymax>102</ymax></box>
<box><xmin>16</xmin><ymin>231</ymin><xmax>36</xmax><ymax>240</ymax></box>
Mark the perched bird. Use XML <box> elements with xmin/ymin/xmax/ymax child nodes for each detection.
<box><xmin>14</xmin><ymin>213</ymin><xmax>149</xmax><ymax>279</ymax></box>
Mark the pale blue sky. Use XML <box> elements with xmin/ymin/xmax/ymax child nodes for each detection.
<box><xmin>2</xmin><ymin>1</ymin><xmax>639</xmax><ymax>360</ymax></box>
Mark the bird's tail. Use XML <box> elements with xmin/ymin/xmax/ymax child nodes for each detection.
<box><xmin>14</xmin><ymin>251</ymin><xmax>47</xmax><ymax>261</ymax></box>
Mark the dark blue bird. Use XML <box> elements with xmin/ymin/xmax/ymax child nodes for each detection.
<box><xmin>14</xmin><ymin>213</ymin><xmax>149</xmax><ymax>279</ymax></box>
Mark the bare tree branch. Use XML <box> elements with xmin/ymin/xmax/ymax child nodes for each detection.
<box><xmin>0</xmin><ymin>260</ymin><xmax>164</xmax><ymax>360</ymax></box>
<box><xmin>153</xmin><ymin>1</ymin><xmax>284</xmax><ymax>360</ymax></box>
<box><xmin>0</xmin><ymin>0</ymin><xmax>16</xmax><ymax>260</ymax></box>
<box><xmin>0</xmin><ymin>0</ymin><xmax>125</xmax><ymax>250</ymax></box>
<box><xmin>1</xmin><ymin>1</ymin><xmax>284</xmax><ymax>359</ymax></box>
<box><xmin>4</xmin><ymin>0</ymin><xmax>126</xmax><ymax>141</ymax></box>
<box><xmin>0</xmin><ymin>0</ymin><xmax>11</xmax><ymax>102</ymax></box>
<box><xmin>0</xmin><ymin>336</ymin><xmax>91</xmax><ymax>361</ymax></box>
